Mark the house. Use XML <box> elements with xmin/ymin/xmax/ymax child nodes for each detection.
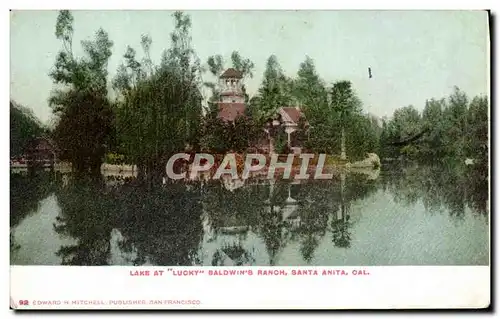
<box><xmin>216</xmin><ymin>68</ymin><xmax>308</xmax><ymax>153</ymax></box>
<box><xmin>11</xmin><ymin>137</ymin><xmax>58</xmax><ymax>169</ymax></box>
<box><xmin>25</xmin><ymin>137</ymin><xmax>58</xmax><ymax>168</ymax></box>
<box><xmin>277</xmin><ymin>106</ymin><xmax>307</xmax><ymax>153</ymax></box>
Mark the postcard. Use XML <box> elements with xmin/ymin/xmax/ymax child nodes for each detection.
<box><xmin>9</xmin><ymin>9</ymin><xmax>490</xmax><ymax>310</ymax></box>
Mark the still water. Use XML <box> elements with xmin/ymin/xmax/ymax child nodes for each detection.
<box><xmin>10</xmin><ymin>163</ymin><xmax>489</xmax><ymax>266</ymax></box>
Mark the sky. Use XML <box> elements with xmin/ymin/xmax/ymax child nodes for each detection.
<box><xmin>10</xmin><ymin>10</ymin><xmax>489</xmax><ymax>124</ymax></box>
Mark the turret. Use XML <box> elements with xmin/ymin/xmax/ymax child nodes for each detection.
<box><xmin>219</xmin><ymin>68</ymin><xmax>244</xmax><ymax>103</ymax></box>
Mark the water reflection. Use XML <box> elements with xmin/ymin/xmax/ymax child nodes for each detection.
<box><xmin>381</xmin><ymin>162</ymin><xmax>489</xmax><ymax>219</ymax></box>
<box><xmin>10</xmin><ymin>162</ymin><xmax>489</xmax><ymax>266</ymax></box>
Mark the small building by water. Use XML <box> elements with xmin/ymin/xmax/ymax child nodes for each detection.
<box><xmin>24</xmin><ymin>137</ymin><xmax>58</xmax><ymax>169</ymax></box>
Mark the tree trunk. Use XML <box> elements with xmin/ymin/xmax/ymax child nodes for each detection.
<box><xmin>340</xmin><ymin>172</ymin><xmax>346</xmax><ymax>222</ymax></box>
<box><xmin>152</xmin><ymin>158</ymin><xmax>164</xmax><ymax>186</ymax></box>
<box><xmin>89</xmin><ymin>157</ymin><xmax>102</xmax><ymax>180</ymax></box>
<box><xmin>136</xmin><ymin>159</ymin><xmax>146</xmax><ymax>183</ymax></box>
<box><xmin>73</xmin><ymin>158</ymin><xmax>87</xmax><ymax>180</ymax></box>
<box><xmin>341</xmin><ymin>127</ymin><xmax>346</xmax><ymax>160</ymax></box>
<box><xmin>145</xmin><ymin>159</ymin><xmax>153</xmax><ymax>188</ymax></box>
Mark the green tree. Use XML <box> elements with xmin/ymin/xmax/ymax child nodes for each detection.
<box><xmin>329</xmin><ymin>81</ymin><xmax>362</xmax><ymax>160</ymax></box>
<box><xmin>49</xmin><ymin>10</ymin><xmax>114</xmax><ymax>178</ymax></box>
<box><xmin>113</xmin><ymin>11</ymin><xmax>203</xmax><ymax>184</ymax></box>
<box><xmin>419</xmin><ymin>98</ymin><xmax>446</xmax><ymax>160</ymax></box>
<box><xmin>10</xmin><ymin>101</ymin><xmax>45</xmax><ymax>157</ymax></box>
<box><xmin>465</xmin><ymin>95</ymin><xmax>488</xmax><ymax>163</ymax></box>
<box><xmin>251</xmin><ymin>55</ymin><xmax>293</xmax><ymax>122</ymax></box>
<box><xmin>292</xmin><ymin>56</ymin><xmax>328</xmax><ymax>112</ymax></box>
<box><xmin>345</xmin><ymin>114</ymin><xmax>380</xmax><ymax>160</ymax></box>
<box><xmin>379</xmin><ymin>87</ymin><xmax>488</xmax><ymax>164</ymax></box>
<box><xmin>443</xmin><ymin>86</ymin><xmax>469</xmax><ymax>157</ymax></box>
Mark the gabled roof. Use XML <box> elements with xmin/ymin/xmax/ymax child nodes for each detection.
<box><xmin>220</xmin><ymin>68</ymin><xmax>243</xmax><ymax>79</ymax></box>
<box><xmin>279</xmin><ymin>107</ymin><xmax>305</xmax><ymax>124</ymax></box>
<box><xmin>218</xmin><ymin>102</ymin><xmax>246</xmax><ymax>122</ymax></box>
<box><xmin>26</xmin><ymin>137</ymin><xmax>58</xmax><ymax>152</ymax></box>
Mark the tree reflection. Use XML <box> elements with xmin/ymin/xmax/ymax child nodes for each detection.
<box><xmin>202</xmin><ymin>180</ymin><xmax>265</xmax><ymax>265</ymax></box>
<box><xmin>13</xmin><ymin>160</ymin><xmax>487</xmax><ymax>266</ymax></box>
<box><xmin>465</xmin><ymin>163</ymin><xmax>488</xmax><ymax>216</ymax></box>
<box><xmin>293</xmin><ymin>180</ymin><xmax>335</xmax><ymax>262</ymax></box>
<box><xmin>328</xmin><ymin>171</ymin><xmax>379</xmax><ymax>249</ymax></box>
<box><xmin>10</xmin><ymin>170</ymin><xmax>57</xmax><ymax>255</ymax></box>
<box><xmin>114</xmin><ymin>183</ymin><xmax>204</xmax><ymax>266</ymax></box>
<box><xmin>256</xmin><ymin>180</ymin><xmax>294</xmax><ymax>265</ymax></box>
<box><xmin>200</xmin><ymin>172</ymin><xmax>381</xmax><ymax>265</ymax></box>
<box><xmin>11</xmin><ymin>171</ymin><xmax>57</xmax><ymax>228</ymax></box>
<box><xmin>203</xmin><ymin>180</ymin><xmax>262</xmax><ymax>237</ymax></box>
<box><xmin>53</xmin><ymin>181</ymin><xmax>115</xmax><ymax>265</ymax></box>
<box><xmin>331</xmin><ymin>173</ymin><xmax>352</xmax><ymax>248</ymax></box>
<box><xmin>53</xmin><ymin>180</ymin><xmax>205</xmax><ymax>266</ymax></box>
<box><xmin>384</xmin><ymin>161</ymin><xmax>488</xmax><ymax>219</ymax></box>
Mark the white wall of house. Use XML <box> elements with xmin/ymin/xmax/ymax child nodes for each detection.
<box><xmin>219</xmin><ymin>77</ymin><xmax>245</xmax><ymax>103</ymax></box>
<box><xmin>219</xmin><ymin>78</ymin><xmax>242</xmax><ymax>92</ymax></box>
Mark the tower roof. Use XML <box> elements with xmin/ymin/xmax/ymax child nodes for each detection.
<box><xmin>220</xmin><ymin>68</ymin><xmax>243</xmax><ymax>79</ymax></box>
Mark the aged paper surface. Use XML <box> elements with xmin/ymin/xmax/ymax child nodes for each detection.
<box><xmin>9</xmin><ymin>9</ymin><xmax>490</xmax><ymax>309</ymax></box>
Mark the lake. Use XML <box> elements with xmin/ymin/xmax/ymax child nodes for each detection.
<box><xmin>10</xmin><ymin>162</ymin><xmax>489</xmax><ymax>266</ymax></box>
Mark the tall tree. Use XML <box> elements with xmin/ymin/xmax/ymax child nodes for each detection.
<box><xmin>251</xmin><ymin>55</ymin><xmax>293</xmax><ymax>122</ymax></box>
<box><xmin>292</xmin><ymin>56</ymin><xmax>328</xmax><ymax>112</ymax></box>
<box><xmin>345</xmin><ymin>114</ymin><xmax>380</xmax><ymax>160</ymax></box>
<box><xmin>112</xmin><ymin>11</ymin><xmax>203</xmax><ymax>184</ymax></box>
<box><xmin>444</xmin><ymin>86</ymin><xmax>469</xmax><ymax>157</ymax></box>
<box><xmin>162</xmin><ymin>11</ymin><xmax>204</xmax><ymax>148</ymax></box>
<box><xmin>289</xmin><ymin>56</ymin><xmax>335</xmax><ymax>154</ymax></box>
<box><xmin>207</xmin><ymin>54</ymin><xmax>225</xmax><ymax>77</ymax></box>
<box><xmin>419</xmin><ymin>98</ymin><xmax>446</xmax><ymax>159</ymax></box>
<box><xmin>49</xmin><ymin>10</ymin><xmax>114</xmax><ymax>178</ymax></box>
<box><xmin>329</xmin><ymin>81</ymin><xmax>362</xmax><ymax>160</ymax></box>
<box><xmin>465</xmin><ymin>95</ymin><xmax>488</xmax><ymax>162</ymax></box>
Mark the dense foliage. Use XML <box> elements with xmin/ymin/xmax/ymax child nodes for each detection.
<box><xmin>48</xmin><ymin>10</ymin><xmax>114</xmax><ymax>178</ymax></box>
<box><xmin>379</xmin><ymin>87</ymin><xmax>489</xmax><ymax>164</ymax></box>
<box><xmin>11</xmin><ymin>11</ymin><xmax>489</xmax><ymax>183</ymax></box>
<box><xmin>111</xmin><ymin>12</ymin><xmax>204</xmax><ymax>184</ymax></box>
<box><xmin>10</xmin><ymin>101</ymin><xmax>46</xmax><ymax>157</ymax></box>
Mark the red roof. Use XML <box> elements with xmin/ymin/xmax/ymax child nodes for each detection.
<box><xmin>280</xmin><ymin>107</ymin><xmax>304</xmax><ymax>124</ymax></box>
<box><xmin>220</xmin><ymin>68</ymin><xmax>243</xmax><ymax>79</ymax></box>
<box><xmin>218</xmin><ymin>102</ymin><xmax>246</xmax><ymax>121</ymax></box>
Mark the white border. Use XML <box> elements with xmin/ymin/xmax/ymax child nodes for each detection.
<box><xmin>4</xmin><ymin>0</ymin><xmax>496</xmax><ymax>317</ymax></box>
<box><xmin>5</xmin><ymin>1</ymin><xmax>499</xmax><ymax>10</ymax></box>
<box><xmin>9</xmin><ymin>266</ymin><xmax>491</xmax><ymax>310</ymax></box>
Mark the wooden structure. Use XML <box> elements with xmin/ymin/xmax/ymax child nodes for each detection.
<box><xmin>25</xmin><ymin>137</ymin><xmax>57</xmax><ymax>171</ymax></box>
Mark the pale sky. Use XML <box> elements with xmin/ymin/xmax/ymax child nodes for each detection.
<box><xmin>10</xmin><ymin>10</ymin><xmax>489</xmax><ymax>124</ymax></box>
